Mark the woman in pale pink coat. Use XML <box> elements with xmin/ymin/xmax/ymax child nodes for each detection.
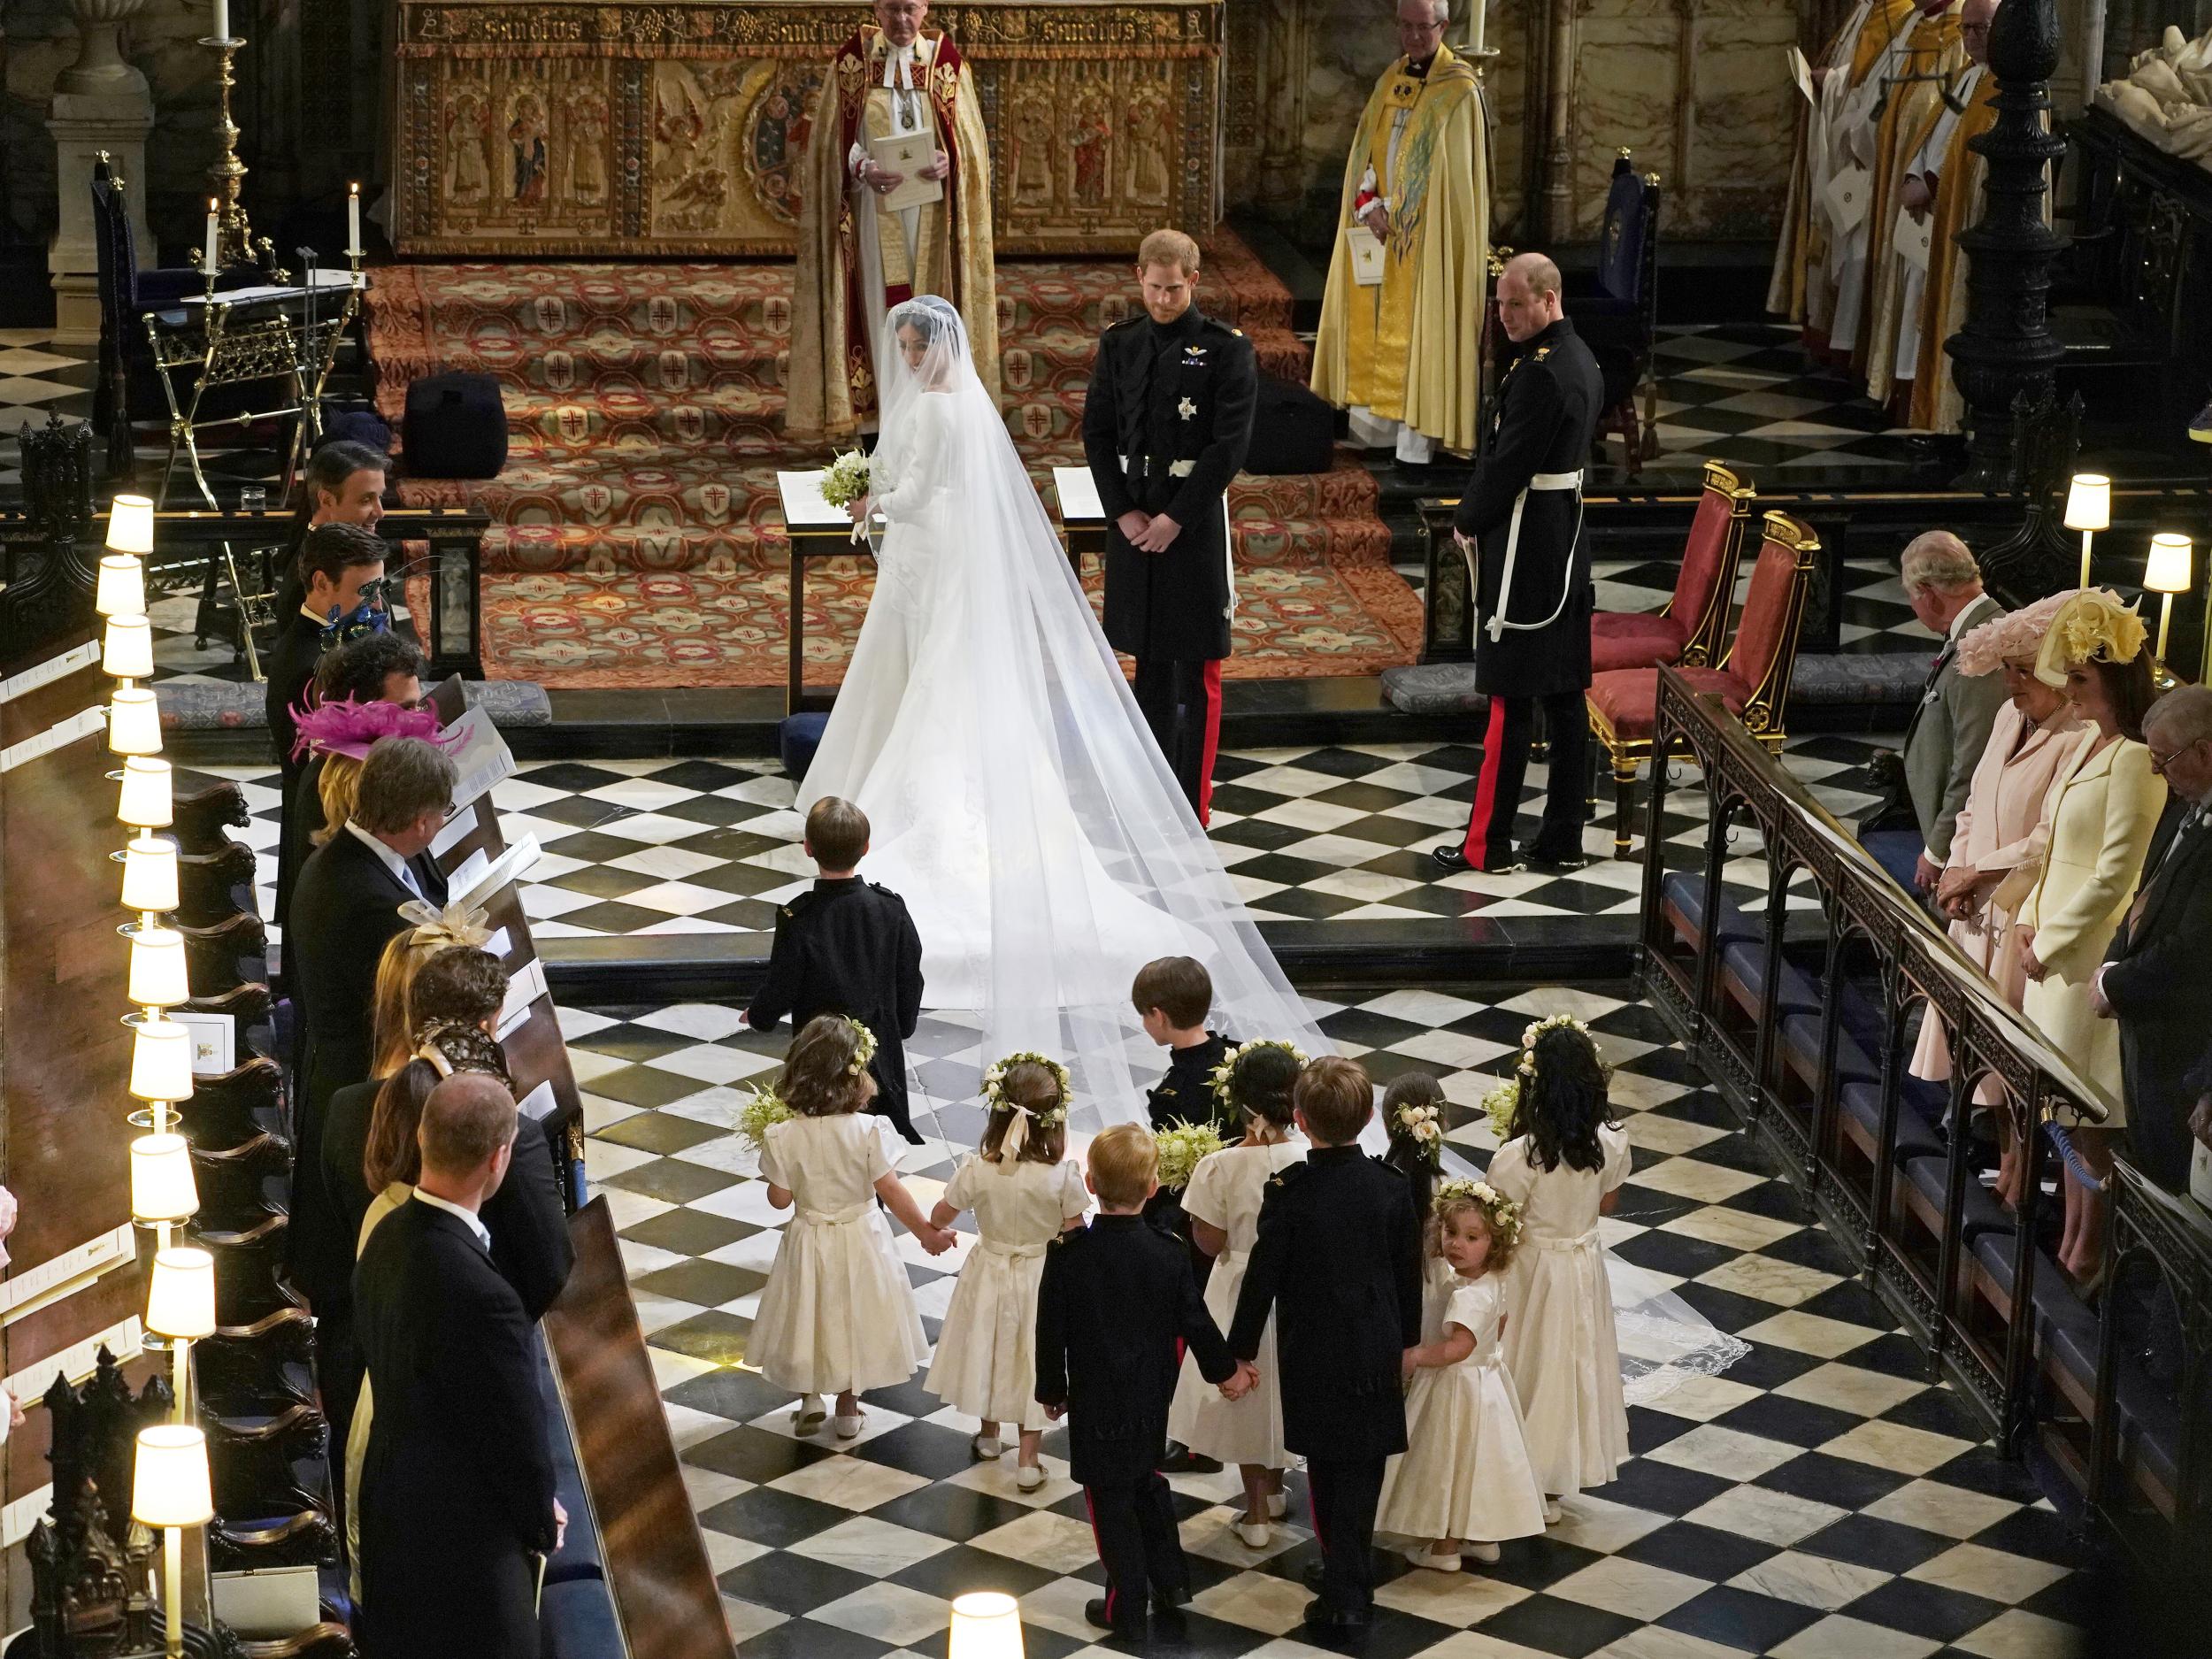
<box><xmin>1911</xmin><ymin>593</ymin><xmax>2084</xmax><ymax>1204</ymax></box>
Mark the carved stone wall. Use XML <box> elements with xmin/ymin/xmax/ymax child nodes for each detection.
<box><xmin>391</xmin><ymin>0</ymin><xmax>1223</xmax><ymax>257</ymax></box>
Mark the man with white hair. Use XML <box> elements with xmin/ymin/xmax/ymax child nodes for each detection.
<box><xmin>1310</xmin><ymin>0</ymin><xmax>1487</xmax><ymax>463</ymax></box>
<box><xmin>1863</xmin><ymin>530</ymin><xmax>2002</xmax><ymax>892</ymax></box>
<box><xmin>2093</xmin><ymin>684</ymin><xmax>2212</xmax><ymax>1191</ymax></box>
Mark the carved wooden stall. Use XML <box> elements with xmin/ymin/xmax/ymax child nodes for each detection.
<box><xmin>1640</xmin><ymin>670</ymin><xmax>2210</xmax><ymax>1571</ymax></box>
<box><xmin>390</xmin><ymin>0</ymin><xmax>1225</xmax><ymax>257</ymax></box>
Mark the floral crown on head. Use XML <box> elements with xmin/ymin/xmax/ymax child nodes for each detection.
<box><xmin>1207</xmin><ymin>1038</ymin><xmax>1309</xmax><ymax>1113</ymax></box>
<box><xmin>2033</xmin><ymin>588</ymin><xmax>2148</xmax><ymax>687</ymax></box>
<box><xmin>1433</xmin><ymin>1176</ymin><xmax>1523</xmax><ymax>1248</ymax></box>
<box><xmin>842</xmin><ymin>1018</ymin><xmax>878</xmax><ymax>1078</ymax></box>
<box><xmin>1481</xmin><ymin>1013</ymin><xmax>1595</xmax><ymax>1141</ymax></box>
<box><xmin>982</xmin><ymin>1052</ymin><xmax>1071</xmax><ymax>1125</ymax></box>
<box><xmin>1392</xmin><ymin>1094</ymin><xmax>1446</xmax><ymax>1166</ymax></box>
<box><xmin>288</xmin><ymin>695</ymin><xmax>458</xmax><ymax>764</ymax></box>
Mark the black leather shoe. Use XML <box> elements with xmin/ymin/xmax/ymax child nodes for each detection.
<box><xmin>1152</xmin><ymin>1591</ymin><xmax>1190</xmax><ymax>1631</ymax></box>
<box><xmin>1429</xmin><ymin>843</ymin><xmax>1471</xmax><ymax>873</ymax></box>
<box><xmin>1518</xmin><ymin>841</ymin><xmax>1589</xmax><ymax>872</ymax></box>
<box><xmin>1085</xmin><ymin>1598</ymin><xmax>1145</xmax><ymax>1637</ymax></box>
<box><xmin>1156</xmin><ymin>1441</ymin><xmax>1220</xmax><ymax>1474</ymax></box>
<box><xmin>1301</xmin><ymin>1561</ymin><xmax>1328</xmax><ymax>1592</ymax></box>
<box><xmin>1155</xmin><ymin>1585</ymin><xmax>1194</xmax><ymax>1609</ymax></box>
<box><xmin>1302</xmin><ymin>1597</ymin><xmax>1373</xmax><ymax>1633</ymax></box>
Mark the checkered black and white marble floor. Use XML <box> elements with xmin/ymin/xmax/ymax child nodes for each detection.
<box><xmin>194</xmin><ymin>728</ymin><xmax>1893</xmax><ymax>949</ymax></box>
<box><xmin>568</xmin><ymin>981</ymin><xmax>2092</xmax><ymax>1659</ymax></box>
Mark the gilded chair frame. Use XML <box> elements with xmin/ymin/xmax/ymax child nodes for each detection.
<box><xmin>1676</xmin><ymin>461</ymin><xmax>1757</xmax><ymax>668</ymax></box>
<box><xmin>1586</xmin><ymin>509</ymin><xmax>1820</xmax><ymax>855</ymax></box>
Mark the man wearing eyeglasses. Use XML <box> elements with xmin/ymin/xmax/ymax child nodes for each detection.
<box><xmin>2092</xmin><ymin>684</ymin><xmax>2212</xmax><ymax>1191</ymax></box>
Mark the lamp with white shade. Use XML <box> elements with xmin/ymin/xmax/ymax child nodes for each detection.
<box><xmin>127</xmin><ymin>925</ymin><xmax>189</xmax><ymax>1010</ymax></box>
<box><xmin>95</xmin><ymin>554</ymin><xmax>147</xmax><ymax>618</ymax></box>
<box><xmin>2063</xmin><ymin>474</ymin><xmax>2109</xmax><ymax>589</ymax></box>
<box><xmin>129</xmin><ymin>1016</ymin><xmax>195</xmax><ymax>1134</ymax></box>
<box><xmin>108</xmin><ymin>687</ymin><xmax>163</xmax><ymax>757</ymax></box>
<box><xmin>949</xmin><ymin>1592</ymin><xmax>1025</xmax><ymax>1659</ymax></box>
<box><xmin>132</xmin><ymin>1424</ymin><xmax>213</xmax><ymax>1659</ymax></box>
<box><xmin>130</xmin><ymin>1133</ymin><xmax>198</xmax><ymax>1225</ymax></box>
<box><xmin>118</xmin><ymin>756</ymin><xmax>174</xmax><ymax>829</ymax></box>
<box><xmin>107</xmin><ymin>493</ymin><xmax>156</xmax><ymax>555</ymax></box>
<box><xmin>146</xmin><ymin>1245</ymin><xmax>216</xmax><ymax>1416</ymax></box>
<box><xmin>103</xmin><ymin>613</ymin><xmax>156</xmax><ymax>683</ymax></box>
<box><xmin>119</xmin><ymin>833</ymin><xmax>180</xmax><ymax>916</ymax></box>
<box><xmin>2145</xmin><ymin>534</ymin><xmax>2193</xmax><ymax>665</ymax></box>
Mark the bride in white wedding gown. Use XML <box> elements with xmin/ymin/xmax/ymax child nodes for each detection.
<box><xmin>799</xmin><ymin>296</ymin><xmax>1328</xmax><ymax>1119</ymax></box>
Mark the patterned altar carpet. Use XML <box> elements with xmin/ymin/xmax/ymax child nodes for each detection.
<box><xmin>363</xmin><ymin>235</ymin><xmax>1422</xmax><ymax>689</ymax></box>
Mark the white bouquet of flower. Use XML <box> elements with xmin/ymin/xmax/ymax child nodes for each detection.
<box><xmin>819</xmin><ymin>449</ymin><xmax>872</xmax><ymax>511</ymax></box>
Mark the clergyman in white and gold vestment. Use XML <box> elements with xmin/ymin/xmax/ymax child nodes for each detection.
<box><xmin>787</xmin><ymin>0</ymin><xmax>1000</xmax><ymax>441</ymax></box>
<box><xmin>1311</xmin><ymin>0</ymin><xmax>1487</xmax><ymax>463</ymax></box>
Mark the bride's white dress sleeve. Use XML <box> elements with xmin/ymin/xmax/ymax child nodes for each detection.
<box><xmin>872</xmin><ymin>398</ymin><xmax>949</xmax><ymax>523</ymax></box>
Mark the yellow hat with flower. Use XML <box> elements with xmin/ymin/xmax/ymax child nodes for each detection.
<box><xmin>2032</xmin><ymin>588</ymin><xmax>2148</xmax><ymax>688</ymax></box>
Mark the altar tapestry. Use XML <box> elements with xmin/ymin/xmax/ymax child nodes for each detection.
<box><xmin>392</xmin><ymin>0</ymin><xmax>1225</xmax><ymax>257</ymax></box>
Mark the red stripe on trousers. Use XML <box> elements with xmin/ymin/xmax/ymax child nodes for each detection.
<box><xmin>1082</xmin><ymin>1487</ymin><xmax>1116</xmax><ymax>1624</ymax></box>
<box><xmin>1462</xmin><ymin>695</ymin><xmax>1510</xmax><ymax>865</ymax></box>
<box><xmin>1198</xmin><ymin>658</ymin><xmax>1225</xmax><ymax>826</ymax></box>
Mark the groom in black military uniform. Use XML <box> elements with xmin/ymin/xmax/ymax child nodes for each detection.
<box><xmin>1084</xmin><ymin>227</ymin><xmax>1257</xmax><ymax>825</ymax></box>
<box><xmin>1433</xmin><ymin>250</ymin><xmax>1604</xmax><ymax>876</ymax></box>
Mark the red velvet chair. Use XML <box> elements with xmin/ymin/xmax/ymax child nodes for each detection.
<box><xmin>1585</xmin><ymin>511</ymin><xmax>1820</xmax><ymax>856</ymax></box>
<box><xmin>1590</xmin><ymin>459</ymin><xmax>1755</xmax><ymax>675</ymax></box>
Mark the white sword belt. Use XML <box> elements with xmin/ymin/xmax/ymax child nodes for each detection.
<box><xmin>1119</xmin><ymin>454</ymin><xmax>1196</xmax><ymax>479</ymax></box>
<box><xmin>1479</xmin><ymin>468</ymin><xmax>1585</xmax><ymax>643</ymax></box>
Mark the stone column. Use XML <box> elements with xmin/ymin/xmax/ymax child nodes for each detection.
<box><xmin>46</xmin><ymin>0</ymin><xmax>157</xmax><ymax>346</ymax></box>
<box><xmin>1944</xmin><ymin>0</ymin><xmax>2067</xmax><ymax>488</ymax></box>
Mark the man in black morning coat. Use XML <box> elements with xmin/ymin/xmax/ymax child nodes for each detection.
<box><xmin>1229</xmin><ymin>1058</ymin><xmax>1422</xmax><ymax>1632</ymax></box>
<box><xmin>1083</xmin><ymin>227</ymin><xmax>1257</xmax><ymax>824</ymax></box>
<box><xmin>355</xmin><ymin>1073</ymin><xmax>557</xmax><ymax>1659</ymax></box>
<box><xmin>742</xmin><ymin>798</ymin><xmax>926</xmax><ymax>1142</ymax></box>
<box><xmin>288</xmin><ymin>737</ymin><xmax>453</xmax><ymax>1323</ymax></box>
<box><xmin>1433</xmin><ymin>250</ymin><xmax>1603</xmax><ymax>877</ymax></box>
<box><xmin>2093</xmin><ymin>685</ymin><xmax>2212</xmax><ymax>1189</ymax></box>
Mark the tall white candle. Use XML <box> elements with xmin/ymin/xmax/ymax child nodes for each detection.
<box><xmin>1469</xmin><ymin>0</ymin><xmax>1485</xmax><ymax>56</ymax></box>
<box><xmin>213</xmin><ymin>0</ymin><xmax>228</xmax><ymax>40</ymax></box>
<box><xmin>204</xmin><ymin>201</ymin><xmax>218</xmax><ymax>274</ymax></box>
<box><xmin>348</xmin><ymin>183</ymin><xmax>362</xmax><ymax>257</ymax></box>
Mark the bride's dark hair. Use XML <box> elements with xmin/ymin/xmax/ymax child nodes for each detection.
<box><xmin>895</xmin><ymin>298</ymin><xmax>955</xmax><ymax>345</ymax></box>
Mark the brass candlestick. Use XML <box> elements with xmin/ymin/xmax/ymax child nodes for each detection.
<box><xmin>195</xmin><ymin>35</ymin><xmax>287</xmax><ymax>282</ymax></box>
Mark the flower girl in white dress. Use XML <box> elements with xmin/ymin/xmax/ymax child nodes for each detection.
<box><xmin>1484</xmin><ymin>1018</ymin><xmax>1633</xmax><ymax>1514</ymax></box>
<box><xmin>926</xmin><ymin>1053</ymin><xmax>1089</xmax><ymax>1489</ymax></box>
<box><xmin>1165</xmin><ymin>1041</ymin><xmax>1308</xmax><ymax>1546</ymax></box>
<box><xmin>751</xmin><ymin>1017</ymin><xmax>954</xmax><ymax>1437</ymax></box>
<box><xmin>1378</xmin><ymin>1180</ymin><xmax>1548</xmax><ymax>1569</ymax></box>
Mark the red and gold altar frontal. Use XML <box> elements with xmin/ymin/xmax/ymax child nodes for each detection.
<box><xmin>392</xmin><ymin>0</ymin><xmax>1224</xmax><ymax>257</ymax></box>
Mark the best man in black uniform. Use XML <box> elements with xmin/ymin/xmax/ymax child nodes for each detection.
<box><xmin>1433</xmin><ymin>250</ymin><xmax>1604</xmax><ymax>876</ymax></box>
<box><xmin>743</xmin><ymin>795</ymin><xmax>926</xmax><ymax>1142</ymax></box>
<box><xmin>1084</xmin><ymin>227</ymin><xmax>1257</xmax><ymax>824</ymax></box>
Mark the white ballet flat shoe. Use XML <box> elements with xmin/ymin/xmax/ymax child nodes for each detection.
<box><xmin>1463</xmin><ymin>1540</ymin><xmax>1502</xmax><ymax>1564</ymax></box>
<box><xmin>1235</xmin><ymin>1519</ymin><xmax>1272</xmax><ymax>1549</ymax></box>
<box><xmin>1404</xmin><ymin>1546</ymin><xmax>1462</xmax><ymax>1572</ymax></box>
<box><xmin>971</xmin><ymin>1433</ymin><xmax>1003</xmax><ymax>1460</ymax></box>
<box><xmin>793</xmin><ymin>1394</ymin><xmax>826</xmax><ymax>1433</ymax></box>
<box><xmin>833</xmin><ymin>1411</ymin><xmax>865</xmax><ymax>1440</ymax></box>
<box><xmin>1015</xmin><ymin>1463</ymin><xmax>1047</xmax><ymax>1492</ymax></box>
<box><xmin>1267</xmin><ymin>1490</ymin><xmax>1288</xmax><ymax>1519</ymax></box>
<box><xmin>1542</xmin><ymin>1496</ymin><xmax>1563</xmax><ymax>1525</ymax></box>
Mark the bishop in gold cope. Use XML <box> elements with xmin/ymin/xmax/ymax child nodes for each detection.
<box><xmin>1310</xmin><ymin>0</ymin><xmax>1488</xmax><ymax>463</ymax></box>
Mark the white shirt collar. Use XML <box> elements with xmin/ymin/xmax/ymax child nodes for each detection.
<box><xmin>413</xmin><ymin>1187</ymin><xmax>492</xmax><ymax>1251</ymax></box>
<box><xmin>1947</xmin><ymin>595</ymin><xmax>1986</xmax><ymax>642</ymax></box>
<box><xmin>345</xmin><ymin>819</ymin><xmax>423</xmax><ymax>899</ymax></box>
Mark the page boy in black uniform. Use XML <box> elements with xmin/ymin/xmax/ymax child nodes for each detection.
<box><xmin>1230</xmin><ymin>1056</ymin><xmax>1422</xmax><ymax>1633</ymax></box>
<box><xmin>1036</xmin><ymin>1123</ymin><xmax>1256</xmax><ymax>1640</ymax></box>
<box><xmin>742</xmin><ymin>796</ymin><xmax>926</xmax><ymax>1142</ymax></box>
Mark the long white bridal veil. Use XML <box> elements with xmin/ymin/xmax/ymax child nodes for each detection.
<box><xmin>859</xmin><ymin>295</ymin><xmax>1329</xmax><ymax>1127</ymax></box>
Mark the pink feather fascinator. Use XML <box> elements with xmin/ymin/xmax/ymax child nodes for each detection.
<box><xmin>1955</xmin><ymin>591</ymin><xmax>2078</xmax><ymax>679</ymax></box>
<box><xmin>288</xmin><ymin>697</ymin><xmax>461</xmax><ymax>763</ymax></box>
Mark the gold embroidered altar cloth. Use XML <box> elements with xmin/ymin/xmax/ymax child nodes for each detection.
<box><xmin>392</xmin><ymin>0</ymin><xmax>1224</xmax><ymax>257</ymax></box>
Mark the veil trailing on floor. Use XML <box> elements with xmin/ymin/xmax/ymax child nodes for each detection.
<box><xmin>800</xmin><ymin>296</ymin><xmax>1328</xmax><ymax>1127</ymax></box>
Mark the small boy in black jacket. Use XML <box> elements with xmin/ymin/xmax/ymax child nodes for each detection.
<box><xmin>1036</xmin><ymin>1123</ymin><xmax>1255</xmax><ymax>1640</ymax></box>
<box><xmin>1230</xmin><ymin>1056</ymin><xmax>1422</xmax><ymax>1634</ymax></box>
<box><xmin>1134</xmin><ymin>956</ymin><xmax>1235</xmax><ymax>1133</ymax></box>
<box><xmin>742</xmin><ymin>797</ymin><xmax>926</xmax><ymax>1141</ymax></box>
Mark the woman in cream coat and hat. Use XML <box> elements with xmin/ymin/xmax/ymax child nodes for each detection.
<box><xmin>1912</xmin><ymin>592</ymin><xmax>2085</xmax><ymax>1206</ymax></box>
<box><xmin>2011</xmin><ymin>590</ymin><xmax>2167</xmax><ymax>1286</ymax></box>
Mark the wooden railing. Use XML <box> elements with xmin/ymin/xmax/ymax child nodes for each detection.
<box><xmin>1639</xmin><ymin>666</ymin><xmax>2210</xmax><ymax>1575</ymax></box>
